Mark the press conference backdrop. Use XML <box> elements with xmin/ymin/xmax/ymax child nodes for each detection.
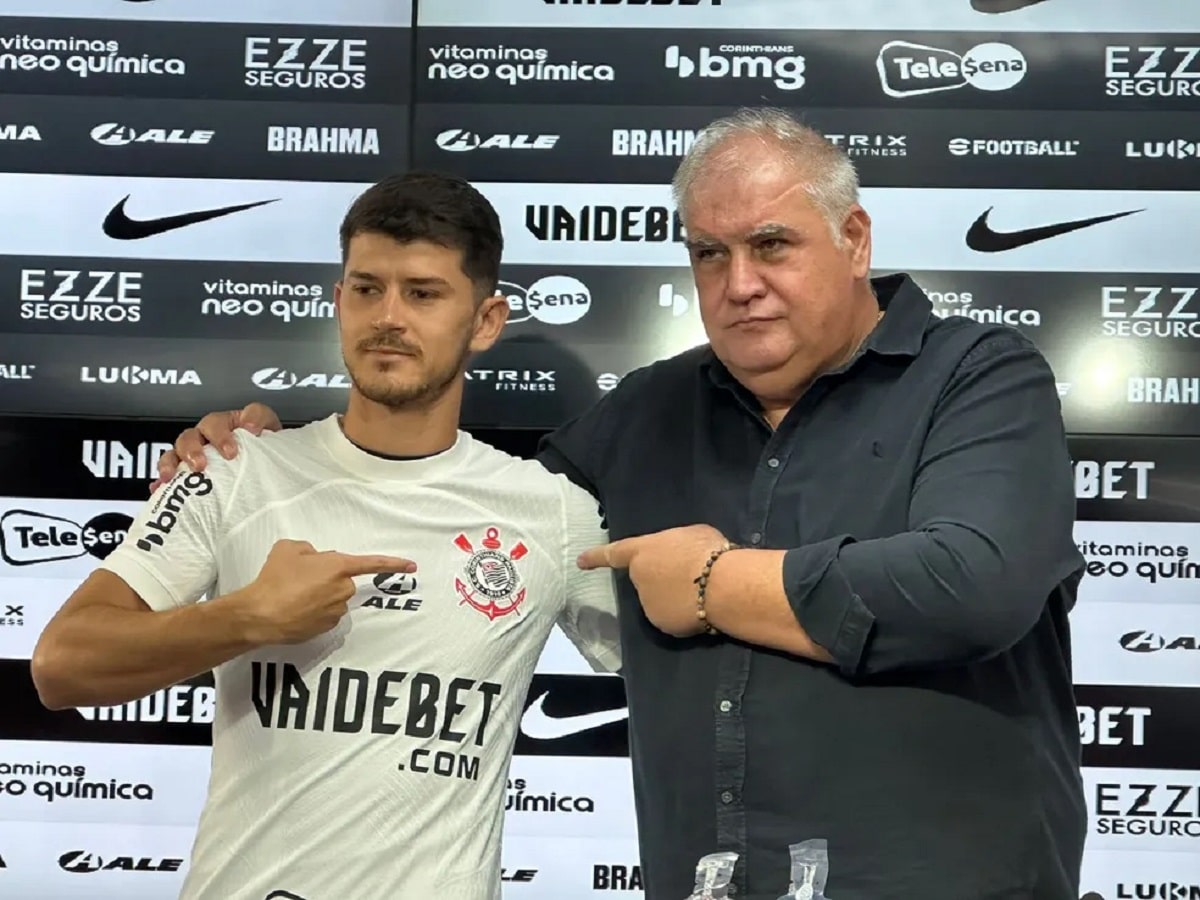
<box><xmin>1</xmin><ymin>0</ymin><xmax>1198</xmax><ymax>898</ymax></box>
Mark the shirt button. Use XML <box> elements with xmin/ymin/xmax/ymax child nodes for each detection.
<box><xmin>767</xmin><ymin>457</ymin><xmax>780</xmax><ymax>468</ymax></box>
<box><xmin>720</xmin><ymin>790</ymin><xmax>734</xmax><ymax>804</ymax></box>
<box><xmin>718</xmin><ymin>700</ymin><xmax>732</xmax><ymax>713</ymax></box>
<box><xmin>750</xmin><ymin>532</ymin><xmax>762</xmax><ymax>545</ymax></box>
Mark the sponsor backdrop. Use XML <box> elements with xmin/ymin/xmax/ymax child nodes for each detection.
<box><xmin>1</xmin><ymin>0</ymin><xmax>1198</xmax><ymax>898</ymax></box>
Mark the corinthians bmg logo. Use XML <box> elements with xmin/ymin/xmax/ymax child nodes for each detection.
<box><xmin>453</xmin><ymin>527</ymin><xmax>527</xmax><ymax>621</ymax></box>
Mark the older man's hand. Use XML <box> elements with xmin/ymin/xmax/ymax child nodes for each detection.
<box><xmin>578</xmin><ymin>524</ymin><xmax>730</xmax><ymax>637</ymax></box>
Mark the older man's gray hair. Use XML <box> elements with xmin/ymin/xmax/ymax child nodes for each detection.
<box><xmin>671</xmin><ymin>107</ymin><xmax>862</xmax><ymax>244</ymax></box>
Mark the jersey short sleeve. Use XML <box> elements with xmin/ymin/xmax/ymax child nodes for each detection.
<box><xmin>555</xmin><ymin>479</ymin><xmax>622</xmax><ymax>674</ymax></box>
<box><xmin>99</xmin><ymin>448</ymin><xmax>241</xmax><ymax>612</ymax></box>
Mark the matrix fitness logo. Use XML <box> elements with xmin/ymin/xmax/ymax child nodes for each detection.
<box><xmin>0</xmin><ymin>759</ymin><xmax>154</xmax><ymax>804</ymax></box>
<box><xmin>0</xmin><ymin>508</ymin><xmax>131</xmax><ymax>566</ymax></box>
<box><xmin>0</xmin><ymin>33</ymin><xmax>184</xmax><ymax>79</ymax></box>
<box><xmin>877</xmin><ymin>40</ymin><xmax>1026</xmax><ymax>97</ymax></box>
<box><xmin>426</xmin><ymin>42</ymin><xmax>614</xmax><ymax>85</ymax></box>
<box><xmin>453</xmin><ymin>527</ymin><xmax>527</xmax><ymax>621</ymax></box>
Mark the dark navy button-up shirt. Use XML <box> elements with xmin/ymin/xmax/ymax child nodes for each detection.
<box><xmin>537</xmin><ymin>273</ymin><xmax>1088</xmax><ymax>900</ymax></box>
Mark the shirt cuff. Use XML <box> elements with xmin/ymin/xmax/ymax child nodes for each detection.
<box><xmin>782</xmin><ymin>536</ymin><xmax>875</xmax><ymax>675</ymax></box>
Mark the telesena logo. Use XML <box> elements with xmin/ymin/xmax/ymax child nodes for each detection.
<box><xmin>252</xmin><ymin>367</ymin><xmax>350</xmax><ymax>390</ymax></box>
<box><xmin>0</xmin><ymin>508</ymin><xmax>131</xmax><ymax>565</ymax></box>
<box><xmin>91</xmin><ymin>123</ymin><xmax>213</xmax><ymax>147</ymax></box>
<box><xmin>426</xmin><ymin>43</ymin><xmax>613</xmax><ymax>84</ymax></box>
<box><xmin>244</xmin><ymin>37</ymin><xmax>368</xmax><ymax>90</ymax></box>
<box><xmin>1126</xmin><ymin>139</ymin><xmax>1198</xmax><ymax>161</ymax></box>
<box><xmin>84</xmin><ymin>439</ymin><xmax>173</xmax><ymax>481</ymax></box>
<box><xmin>80</xmin><ymin>365</ymin><xmax>201</xmax><ymax>386</ymax></box>
<box><xmin>1127</xmin><ymin>377</ymin><xmax>1200</xmax><ymax>405</ymax></box>
<box><xmin>497</xmin><ymin>276</ymin><xmax>591</xmax><ymax>325</ymax></box>
<box><xmin>1101</xmin><ymin>285</ymin><xmax>1200</xmax><ymax>339</ymax></box>
<box><xmin>465</xmin><ymin>369</ymin><xmax>556</xmax><ymax>393</ymax></box>
<box><xmin>436</xmin><ymin>128</ymin><xmax>558</xmax><ymax>152</ymax></box>
<box><xmin>1092</xmin><ymin>780</ymin><xmax>1200</xmax><ymax>839</ymax></box>
<box><xmin>526</xmin><ymin>203</ymin><xmax>684</xmax><ymax>243</ymax></box>
<box><xmin>0</xmin><ymin>123</ymin><xmax>40</xmax><ymax>141</ymax></box>
<box><xmin>1106</xmin><ymin>45</ymin><xmax>1200</xmax><ymax>99</ymax></box>
<box><xmin>19</xmin><ymin>268</ymin><xmax>142</xmax><ymax>324</ymax></box>
<box><xmin>266</xmin><ymin>126</ymin><xmax>379</xmax><ymax>155</ymax></box>
<box><xmin>1119</xmin><ymin>630</ymin><xmax>1198</xmax><ymax>654</ymax></box>
<box><xmin>663</xmin><ymin>43</ymin><xmax>804</xmax><ymax>91</ymax></box>
<box><xmin>926</xmin><ymin>288</ymin><xmax>1040</xmax><ymax>328</ymax></box>
<box><xmin>877</xmin><ymin>40</ymin><xmax>1027</xmax><ymax>98</ymax></box>
<box><xmin>202</xmin><ymin>278</ymin><xmax>329</xmax><ymax>323</ymax></box>
<box><xmin>948</xmin><ymin>137</ymin><xmax>1078</xmax><ymax>157</ymax></box>
<box><xmin>0</xmin><ymin>761</ymin><xmax>154</xmax><ymax>805</ymax></box>
<box><xmin>612</xmin><ymin>128</ymin><xmax>696</xmax><ymax>157</ymax></box>
<box><xmin>1074</xmin><ymin>459</ymin><xmax>1154</xmax><ymax>500</ymax></box>
<box><xmin>0</xmin><ymin>34</ymin><xmax>185</xmax><ymax>79</ymax></box>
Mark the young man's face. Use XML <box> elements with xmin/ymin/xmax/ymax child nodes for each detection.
<box><xmin>335</xmin><ymin>232</ymin><xmax>507</xmax><ymax>410</ymax></box>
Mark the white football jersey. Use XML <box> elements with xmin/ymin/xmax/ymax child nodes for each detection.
<box><xmin>99</xmin><ymin>415</ymin><xmax>621</xmax><ymax>900</ymax></box>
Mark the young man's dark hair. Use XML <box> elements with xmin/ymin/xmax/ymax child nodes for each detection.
<box><xmin>338</xmin><ymin>171</ymin><xmax>503</xmax><ymax>300</ymax></box>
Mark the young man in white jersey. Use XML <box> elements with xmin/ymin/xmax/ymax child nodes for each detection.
<box><xmin>31</xmin><ymin>172</ymin><xmax>621</xmax><ymax>900</ymax></box>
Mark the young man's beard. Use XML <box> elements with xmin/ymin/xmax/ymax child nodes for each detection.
<box><xmin>346</xmin><ymin>332</ymin><xmax>473</xmax><ymax>410</ymax></box>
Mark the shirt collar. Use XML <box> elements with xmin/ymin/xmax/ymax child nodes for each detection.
<box><xmin>702</xmin><ymin>272</ymin><xmax>931</xmax><ymax>389</ymax></box>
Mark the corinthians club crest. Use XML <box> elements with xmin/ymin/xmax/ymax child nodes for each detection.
<box><xmin>453</xmin><ymin>526</ymin><xmax>528</xmax><ymax>621</ymax></box>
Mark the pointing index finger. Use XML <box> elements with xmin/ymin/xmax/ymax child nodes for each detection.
<box><xmin>576</xmin><ymin>537</ymin><xmax>636</xmax><ymax>571</ymax></box>
<box><xmin>335</xmin><ymin>554</ymin><xmax>418</xmax><ymax>577</ymax></box>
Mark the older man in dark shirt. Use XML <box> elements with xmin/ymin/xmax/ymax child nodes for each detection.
<box><xmin>157</xmin><ymin>108</ymin><xmax>1087</xmax><ymax>900</ymax></box>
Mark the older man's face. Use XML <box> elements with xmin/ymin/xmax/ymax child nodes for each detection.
<box><xmin>682</xmin><ymin>140</ymin><xmax>873</xmax><ymax>402</ymax></box>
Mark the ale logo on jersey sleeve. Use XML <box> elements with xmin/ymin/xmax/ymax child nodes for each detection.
<box><xmin>453</xmin><ymin>526</ymin><xmax>528</xmax><ymax>621</ymax></box>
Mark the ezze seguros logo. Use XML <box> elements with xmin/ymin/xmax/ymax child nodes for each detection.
<box><xmin>877</xmin><ymin>40</ymin><xmax>1027</xmax><ymax>98</ymax></box>
<box><xmin>244</xmin><ymin>37</ymin><xmax>367</xmax><ymax>90</ymax></box>
<box><xmin>0</xmin><ymin>509</ymin><xmax>131</xmax><ymax>566</ymax></box>
<box><xmin>136</xmin><ymin>471</ymin><xmax>213</xmax><ymax>552</ymax></box>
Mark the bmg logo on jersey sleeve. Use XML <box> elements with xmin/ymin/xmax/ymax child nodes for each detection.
<box><xmin>136</xmin><ymin>471</ymin><xmax>214</xmax><ymax>552</ymax></box>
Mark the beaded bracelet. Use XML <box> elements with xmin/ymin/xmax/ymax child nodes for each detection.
<box><xmin>694</xmin><ymin>542</ymin><xmax>738</xmax><ymax>636</ymax></box>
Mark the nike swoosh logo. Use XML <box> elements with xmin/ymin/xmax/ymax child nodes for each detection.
<box><xmin>102</xmin><ymin>195</ymin><xmax>279</xmax><ymax>240</ymax></box>
<box><xmin>965</xmin><ymin>207</ymin><xmax>1142</xmax><ymax>253</ymax></box>
<box><xmin>519</xmin><ymin>691</ymin><xmax>628</xmax><ymax>740</ymax></box>
<box><xmin>970</xmin><ymin>0</ymin><xmax>1051</xmax><ymax>11</ymax></box>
